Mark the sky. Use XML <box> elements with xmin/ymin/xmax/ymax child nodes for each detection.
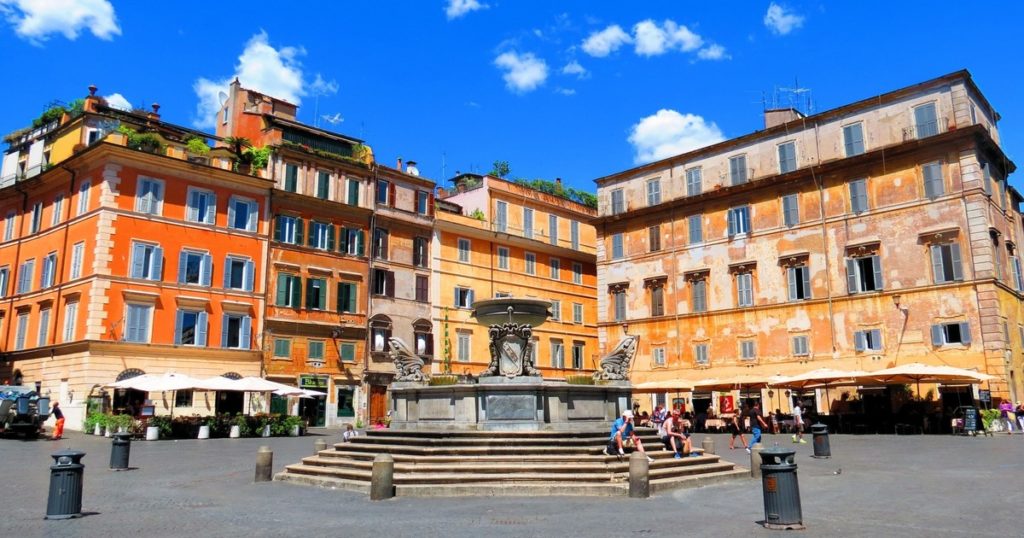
<box><xmin>1</xmin><ymin>1</ymin><xmax>1023</xmax><ymax>194</ymax></box>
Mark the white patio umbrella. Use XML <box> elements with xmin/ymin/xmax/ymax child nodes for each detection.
<box><xmin>105</xmin><ymin>373</ymin><xmax>204</xmax><ymax>419</ymax></box>
<box><xmin>863</xmin><ymin>363</ymin><xmax>996</xmax><ymax>398</ymax></box>
<box><xmin>275</xmin><ymin>388</ymin><xmax>327</xmax><ymax>399</ymax></box>
<box><xmin>632</xmin><ymin>379</ymin><xmax>694</xmax><ymax>393</ymax></box>
<box><xmin>770</xmin><ymin>368</ymin><xmax>872</xmax><ymax>415</ymax></box>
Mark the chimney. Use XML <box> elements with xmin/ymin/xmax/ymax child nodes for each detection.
<box><xmin>397</xmin><ymin>157</ymin><xmax>403</xmax><ymax>171</ymax></box>
<box><xmin>763</xmin><ymin>108</ymin><xmax>804</xmax><ymax>129</ymax></box>
<box><xmin>555</xmin><ymin>177</ymin><xmax>562</xmax><ymax>186</ymax></box>
<box><xmin>406</xmin><ymin>160</ymin><xmax>420</xmax><ymax>177</ymax></box>
<box><xmin>84</xmin><ymin>84</ymin><xmax>100</xmax><ymax>112</ymax></box>
<box><xmin>147</xmin><ymin>103</ymin><xmax>161</xmax><ymax>122</ymax></box>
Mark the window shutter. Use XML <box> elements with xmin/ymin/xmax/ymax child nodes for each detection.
<box><xmin>327</xmin><ymin>225</ymin><xmax>336</xmax><ymax>251</ymax></box>
<box><xmin>693</xmin><ymin>281</ymin><xmax>705</xmax><ymax>312</ymax></box>
<box><xmin>40</xmin><ymin>258</ymin><xmax>51</xmax><ymax>288</ymax></box>
<box><xmin>273</xmin><ymin>216</ymin><xmax>282</xmax><ymax>242</ymax></box>
<box><xmin>348</xmin><ymin>284</ymin><xmax>357</xmax><ymax>312</ymax></box>
<box><xmin>337</xmin><ymin>282</ymin><xmax>345</xmax><ymax>312</ymax></box>
<box><xmin>201</xmin><ymin>254</ymin><xmax>212</xmax><ymax>286</ymax></box>
<box><xmin>247</xmin><ymin>201</ymin><xmax>257</xmax><ymax>231</ymax></box>
<box><xmin>930</xmin><ymin>325</ymin><xmax>943</xmax><ymax>346</ymax></box>
<box><xmin>276</xmin><ymin>274</ymin><xmax>287</xmax><ymax>306</ymax></box>
<box><xmin>307</xmin><ymin>221</ymin><xmax>316</xmax><ymax>247</ymax></box>
<box><xmin>294</xmin><ymin>218</ymin><xmax>304</xmax><ymax>245</ymax></box>
<box><xmin>240</xmin><ymin>316</ymin><xmax>251</xmax><ymax>350</ymax></box>
<box><xmin>930</xmin><ymin>245</ymin><xmax>944</xmax><ymax>283</ymax></box>
<box><xmin>950</xmin><ymin>244</ymin><xmax>963</xmax><ymax>282</ymax></box>
<box><xmin>870</xmin><ymin>329</ymin><xmax>882</xmax><ymax>349</ymax></box>
<box><xmin>854</xmin><ymin>331</ymin><xmax>865</xmax><ymax>351</ymax></box>
<box><xmin>151</xmin><ymin>247</ymin><xmax>163</xmax><ymax>280</ymax></box>
<box><xmin>205</xmin><ymin>193</ymin><xmax>216</xmax><ymax>224</ymax></box>
<box><xmin>356</xmin><ymin>230</ymin><xmax>365</xmax><ymax>256</ymax></box>
<box><xmin>727</xmin><ymin>209</ymin><xmax>737</xmax><ymax>236</ymax></box>
<box><xmin>787</xmin><ymin>268</ymin><xmax>798</xmax><ymax>301</ymax></box>
<box><xmin>244</xmin><ymin>260</ymin><xmax>254</xmax><ymax>291</ymax></box>
<box><xmin>801</xmin><ymin>267</ymin><xmax>811</xmax><ymax>299</ymax></box>
<box><xmin>174</xmin><ymin>310</ymin><xmax>183</xmax><ymax>345</ymax></box>
<box><xmin>197</xmin><ymin>311</ymin><xmax>208</xmax><ymax>347</ymax></box>
<box><xmin>306</xmin><ymin>279</ymin><xmax>315</xmax><ymax>309</ymax></box>
<box><xmin>339</xmin><ymin>228</ymin><xmax>350</xmax><ymax>253</ymax></box>
<box><xmin>959</xmin><ymin>322</ymin><xmax>971</xmax><ymax>345</ymax></box>
<box><xmin>223</xmin><ymin>258</ymin><xmax>231</xmax><ymax>288</ymax></box>
<box><xmin>468</xmin><ymin>289</ymin><xmax>475</xmax><ymax>306</ymax></box>
<box><xmin>389</xmin><ymin>182</ymin><xmax>397</xmax><ymax>207</ymax></box>
<box><xmin>177</xmin><ymin>251</ymin><xmax>188</xmax><ymax>283</ymax></box>
<box><xmin>226</xmin><ymin>200</ymin><xmax>235</xmax><ymax>230</ymax></box>
<box><xmin>846</xmin><ymin>259</ymin><xmax>858</xmax><ymax>293</ymax></box>
<box><xmin>125</xmin><ymin>306</ymin><xmax>138</xmax><ymax>342</ymax></box>
<box><xmin>131</xmin><ymin>243</ymin><xmax>145</xmax><ymax>278</ymax></box>
<box><xmin>221</xmin><ymin>314</ymin><xmax>229</xmax><ymax>348</ymax></box>
<box><xmin>871</xmin><ymin>255</ymin><xmax>883</xmax><ymax>289</ymax></box>
<box><xmin>290</xmin><ymin>277</ymin><xmax>300</xmax><ymax>307</ymax></box>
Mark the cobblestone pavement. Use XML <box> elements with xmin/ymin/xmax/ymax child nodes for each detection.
<box><xmin>1</xmin><ymin>429</ymin><xmax>1020</xmax><ymax>537</ymax></box>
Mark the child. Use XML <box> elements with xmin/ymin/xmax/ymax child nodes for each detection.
<box><xmin>342</xmin><ymin>423</ymin><xmax>357</xmax><ymax>442</ymax></box>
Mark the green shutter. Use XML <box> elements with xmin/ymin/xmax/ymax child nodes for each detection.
<box><xmin>327</xmin><ymin>225</ymin><xmax>336</xmax><ymax>251</ymax></box>
<box><xmin>276</xmin><ymin>274</ymin><xmax>288</xmax><ymax>306</ymax></box>
<box><xmin>340</xmin><ymin>343</ymin><xmax>355</xmax><ymax>361</ymax></box>
<box><xmin>273</xmin><ymin>215</ymin><xmax>282</xmax><ymax>242</ymax></box>
<box><xmin>294</xmin><ymin>218</ymin><xmax>304</xmax><ymax>245</ymax></box>
<box><xmin>356</xmin><ymin>230</ymin><xmax>365</xmax><ymax>256</ymax></box>
<box><xmin>291</xmin><ymin>276</ymin><xmax>301</xmax><ymax>308</ymax></box>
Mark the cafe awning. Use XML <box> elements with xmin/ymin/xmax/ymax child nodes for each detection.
<box><xmin>632</xmin><ymin>379</ymin><xmax>694</xmax><ymax>392</ymax></box>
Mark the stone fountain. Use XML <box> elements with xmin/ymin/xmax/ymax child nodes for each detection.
<box><xmin>389</xmin><ymin>298</ymin><xmax>639</xmax><ymax>431</ymax></box>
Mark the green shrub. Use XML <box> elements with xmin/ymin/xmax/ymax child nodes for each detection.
<box><xmin>429</xmin><ymin>375</ymin><xmax>458</xmax><ymax>386</ymax></box>
<box><xmin>185</xmin><ymin>136</ymin><xmax>210</xmax><ymax>155</ymax></box>
<box><xmin>566</xmin><ymin>375</ymin><xmax>595</xmax><ymax>385</ymax></box>
<box><xmin>148</xmin><ymin>416</ymin><xmax>173</xmax><ymax>439</ymax></box>
<box><xmin>981</xmin><ymin>409</ymin><xmax>1001</xmax><ymax>430</ymax></box>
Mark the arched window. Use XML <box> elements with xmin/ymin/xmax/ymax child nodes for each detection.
<box><xmin>369</xmin><ymin>315</ymin><xmax>392</xmax><ymax>353</ymax></box>
<box><xmin>221</xmin><ymin>372</ymin><xmax>242</xmax><ymax>380</ymax></box>
<box><xmin>115</xmin><ymin>368</ymin><xmax>146</xmax><ymax>382</ymax></box>
<box><xmin>413</xmin><ymin>319</ymin><xmax>433</xmax><ymax>357</ymax></box>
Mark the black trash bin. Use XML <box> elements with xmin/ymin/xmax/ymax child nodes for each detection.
<box><xmin>759</xmin><ymin>446</ymin><xmax>804</xmax><ymax>530</ymax></box>
<box><xmin>45</xmin><ymin>449</ymin><xmax>86</xmax><ymax>520</ymax></box>
<box><xmin>110</xmin><ymin>432</ymin><xmax>131</xmax><ymax>470</ymax></box>
<box><xmin>811</xmin><ymin>423</ymin><xmax>831</xmax><ymax>458</ymax></box>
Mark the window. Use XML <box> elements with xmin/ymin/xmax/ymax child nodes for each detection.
<box><xmin>649</xmin><ymin>225</ymin><xmax>661</xmax><ymax>252</ymax></box>
<box><xmin>375</xmin><ymin>179</ymin><xmax>389</xmax><ymax>205</ymax></box>
<box><xmin>686</xmin><ymin>167</ymin><xmax>702</xmax><ymax>196</ymax></box>
<box><xmin>4</xmin><ymin>211</ymin><xmax>14</xmax><ymax>241</ymax></box>
<box><xmin>843</xmin><ymin>123</ymin><xmax>865</xmax><ymax>157</ymax></box>
<box><xmin>308</xmin><ymin>340</ymin><xmax>325</xmax><ymax>363</ymax></box>
<box><xmin>778</xmin><ymin>142</ymin><xmax>797</xmax><ymax>174</ymax></box>
<box><xmin>495</xmin><ymin>201</ymin><xmax>508</xmax><ymax>232</ymax></box>
<box><xmin>740</xmin><ymin>340</ymin><xmax>756</xmax><ymax>360</ymax></box>
<box><xmin>613</xmin><ymin>289</ymin><xmax>627</xmax><ymax>321</ymax></box>
<box><xmin>284</xmin><ymin>164</ymin><xmax>299</xmax><ymax>192</ymax></box>
<box><xmin>276</xmin><ymin>274</ymin><xmax>302</xmax><ymax>308</ymax></box>
<box><xmin>306</xmin><ymin>278</ymin><xmax>327</xmax><ymax>310</ymax></box>
<box><xmin>930</xmin><ymin>243</ymin><xmax>963</xmax><ymax>284</ymax></box>
<box><xmin>135</xmin><ymin>177</ymin><xmax>164</xmax><ymax>215</ymax></box>
<box><xmin>914</xmin><ymin>102</ymin><xmax>938</xmax><ymax>138</ymax></box>
<box><xmin>551</xmin><ymin>340</ymin><xmax>565</xmax><ymax>368</ymax></box>
<box><xmin>224</xmin><ymin>257</ymin><xmax>255</xmax><ymax>291</ymax></box>
<box><xmin>736</xmin><ymin>272</ymin><xmax>753</xmax><ymax>307</ymax></box>
<box><xmin>416</xmin><ymin>191</ymin><xmax>430</xmax><ymax>215</ymax></box>
<box><xmin>792</xmin><ymin>335</ymin><xmax>809</xmax><ymax>356</ymax></box>
<box><xmin>549</xmin><ymin>215</ymin><xmax>558</xmax><ymax>245</ymax></box>
<box><xmin>457</xmin><ymin>332</ymin><xmax>471</xmax><ymax>362</ymax></box>
<box><xmin>415</xmin><ymin>275</ymin><xmax>429</xmax><ymax>303</ymax></box>
<box><xmin>373</xmin><ymin>269</ymin><xmax>394</xmax><ymax>297</ymax></box>
<box><xmin>525</xmin><ymin>252</ymin><xmax>536</xmax><ymax>275</ymax></box>
<box><xmin>186</xmin><ymin>188</ymin><xmax>216</xmax><ymax>224</ymax></box>
<box><xmin>274</xmin><ymin>215</ymin><xmax>303</xmax><ymax>245</ymax></box>
<box><xmin>694</xmin><ymin>344</ymin><xmax>709</xmax><ymax>366</ymax></box>
<box><xmin>415</xmin><ymin>326</ymin><xmax>433</xmax><ymax>356</ymax></box>
<box><xmin>981</xmin><ymin>160</ymin><xmax>992</xmax><ymax>197</ymax></box>
<box><xmin>70</xmin><ymin>242</ymin><xmax>84</xmax><ymax>280</ymax></box>
<box><xmin>0</xmin><ymin>266</ymin><xmax>8</xmax><ymax>297</ymax></box>
<box><xmin>571</xmin><ymin>220</ymin><xmax>580</xmax><ymax>250</ymax></box>
<box><xmin>457</xmin><ymin>238</ymin><xmax>470</xmax><ymax>263</ymax></box>
<box><xmin>455</xmin><ymin>287</ymin><xmax>474</xmax><ymax>308</ymax></box>
<box><xmin>37</xmin><ymin>308</ymin><xmax>49</xmax><ymax>346</ymax></box>
<box><xmin>573</xmin><ymin>303</ymin><xmax>583</xmax><ymax>324</ymax></box>
<box><xmin>846</xmin><ymin>254</ymin><xmax>883</xmax><ymax>293</ymax></box>
<box><xmin>228</xmin><ymin>197</ymin><xmax>258</xmax><ymax>232</ymax></box>
<box><xmin>178</xmin><ymin>250</ymin><xmax>212</xmax><ymax>286</ymax></box>
<box><xmin>221</xmin><ymin>314</ymin><xmax>251</xmax><ymax>349</ymax></box>
<box><xmin>40</xmin><ymin>252</ymin><xmax>57</xmax><ymax>288</ymax></box>
<box><xmin>17</xmin><ymin>259</ymin><xmax>34</xmax><ymax>293</ymax></box>
<box><xmin>551</xmin><ymin>300</ymin><xmax>561</xmax><ymax>321</ymax></box>
<box><xmin>849</xmin><ymin>178</ymin><xmax>868</xmax><ymax>214</ymax></box>
<box><xmin>647</xmin><ymin>179</ymin><xmax>661</xmax><ymax>206</ymax></box>
<box><xmin>611</xmin><ymin>189</ymin><xmax>625</xmax><ymax>215</ymax></box>
<box><xmin>337</xmin><ymin>282</ymin><xmax>358</xmax><ymax>313</ymax></box>
<box><xmin>413</xmin><ymin>237</ymin><xmax>429</xmax><ymax>268</ymax></box>
<box><xmin>787</xmin><ymin>265</ymin><xmax>811</xmax><ymax>301</ymax></box>
<box><xmin>572</xmin><ymin>342</ymin><xmax>585</xmax><ymax>369</ymax></box>
<box><xmin>727</xmin><ymin>206</ymin><xmax>750</xmax><ymax>237</ymax></box>
<box><xmin>371</xmin><ymin>321</ymin><xmax>391</xmax><ymax>353</ymax></box>
<box><xmin>612</xmin><ymin>233</ymin><xmax>624</xmax><ymax>259</ymax></box>
<box><xmin>347</xmin><ymin>179</ymin><xmax>360</xmax><ymax>205</ymax></box>
<box><xmin>52</xmin><ymin>194</ymin><xmax>63</xmax><ymax>225</ymax></box>
<box><xmin>30</xmin><ymin>202</ymin><xmax>42</xmax><ymax>233</ymax></box>
<box><xmin>124</xmin><ymin>304</ymin><xmax>153</xmax><ymax>343</ymax></box>
<box><xmin>309</xmin><ymin>221</ymin><xmax>335</xmax><ymax>250</ymax></box>
<box><xmin>691</xmin><ymin>279</ymin><xmax>707</xmax><ymax>313</ymax></box>
<box><xmin>316</xmin><ymin>171</ymin><xmax>330</xmax><ymax>199</ymax></box>
<box><xmin>223</xmin><ymin>104</ymin><xmax>230</xmax><ymax>124</ymax></box>
<box><xmin>689</xmin><ymin>215</ymin><xmax>702</xmax><ymax>244</ymax></box>
<box><xmin>653</xmin><ymin>348</ymin><xmax>666</xmax><ymax>366</ymax></box>
<box><xmin>77</xmin><ymin>181</ymin><xmax>90</xmax><ymax>216</ymax></box>
<box><xmin>497</xmin><ymin>247</ymin><xmax>509</xmax><ymax>270</ymax></box>
<box><xmin>373</xmin><ymin>228</ymin><xmax>389</xmax><ymax>260</ymax></box>
<box><xmin>550</xmin><ymin>258</ymin><xmax>560</xmax><ymax>280</ymax></box>
<box><xmin>14</xmin><ymin>312</ymin><xmax>28</xmax><ymax>350</ymax></box>
<box><xmin>730</xmin><ymin>155</ymin><xmax>748</xmax><ymax>185</ymax></box>
<box><xmin>572</xmin><ymin>262</ymin><xmax>583</xmax><ymax>285</ymax></box>
<box><xmin>339</xmin><ymin>343</ymin><xmax>356</xmax><ymax>362</ymax></box>
<box><xmin>782</xmin><ymin>194</ymin><xmax>799</xmax><ymax>227</ymax></box>
<box><xmin>62</xmin><ymin>301</ymin><xmax>78</xmax><ymax>342</ymax></box>
<box><xmin>1013</xmin><ymin>256</ymin><xmax>1023</xmax><ymax>292</ymax></box>
<box><xmin>174</xmin><ymin>310</ymin><xmax>208</xmax><ymax>346</ymax></box>
<box><xmin>854</xmin><ymin>329</ymin><xmax>882</xmax><ymax>352</ymax></box>
<box><xmin>130</xmin><ymin>243</ymin><xmax>163</xmax><ymax>281</ymax></box>
<box><xmin>274</xmin><ymin>338</ymin><xmax>291</xmax><ymax>358</ymax></box>
<box><xmin>651</xmin><ymin>285</ymin><xmax>665</xmax><ymax>316</ymax></box>
<box><xmin>922</xmin><ymin>161</ymin><xmax>944</xmax><ymax>199</ymax></box>
<box><xmin>523</xmin><ymin>208</ymin><xmax>534</xmax><ymax>238</ymax></box>
<box><xmin>175</xmin><ymin>390</ymin><xmax>193</xmax><ymax>408</ymax></box>
<box><xmin>341</xmin><ymin>227</ymin><xmax>365</xmax><ymax>256</ymax></box>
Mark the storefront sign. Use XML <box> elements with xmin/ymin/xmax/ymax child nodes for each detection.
<box><xmin>978</xmin><ymin>390</ymin><xmax>991</xmax><ymax>403</ymax></box>
<box><xmin>963</xmin><ymin>407</ymin><xmax>978</xmax><ymax>431</ymax></box>
<box><xmin>299</xmin><ymin>375</ymin><xmax>329</xmax><ymax>389</ymax></box>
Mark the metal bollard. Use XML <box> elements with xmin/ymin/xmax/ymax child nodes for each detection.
<box><xmin>628</xmin><ymin>451</ymin><xmax>650</xmax><ymax>498</ymax></box>
<box><xmin>759</xmin><ymin>446</ymin><xmax>805</xmax><ymax>530</ymax></box>
<box><xmin>314</xmin><ymin>439</ymin><xmax>327</xmax><ymax>455</ymax></box>
<box><xmin>45</xmin><ymin>449</ymin><xmax>86</xmax><ymax>520</ymax></box>
<box><xmin>255</xmin><ymin>446</ymin><xmax>273</xmax><ymax>482</ymax></box>
<box><xmin>750</xmin><ymin>443</ymin><xmax>764</xmax><ymax>478</ymax></box>
<box><xmin>110</xmin><ymin>432</ymin><xmax>131</xmax><ymax>470</ymax></box>
<box><xmin>811</xmin><ymin>423</ymin><xmax>831</xmax><ymax>458</ymax></box>
<box><xmin>370</xmin><ymin>453</ymin><xmax>395</xmax><ymax>500</ymax></box>
<box><xmin>701</xmin><ymin>436</ymin><xmax>715</xmax><ymax>455</ymax></box>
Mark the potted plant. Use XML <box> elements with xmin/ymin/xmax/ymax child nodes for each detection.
<box><xmin>197</xmin><ymin>417</ymin><xmax>212</xmax><ymax>439</ymax></box>
<box><xmin>284</xmin><ymin>415</ymin><xmax>304</xmax><ymax>437</ymax></box>
<box><xmin>223</xmin><ymin>136</ymin><xmax>253</xmax><ymax>174</ymax></box>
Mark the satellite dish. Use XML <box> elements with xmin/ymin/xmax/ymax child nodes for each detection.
<box><xmin>218</xmin><ymin>91</ymin><xmax>228</xmax><ymax>106</ymax></box>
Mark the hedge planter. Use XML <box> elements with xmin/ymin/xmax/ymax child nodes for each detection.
<box><xmin>146</xmin><ymin>426</ymin><xmax>160</xmax><ymax>441</ymax></box>
<box><xmin>94</xmin><ymin>424</ymin><xmax>102</xmax><ymax>436</ymax></box>
<box><xmin>198</xmin><ymin>425</ymin><xmax>210</xmax><ymax>439</ymax></box>
<box><xmin>229</xmin><ymin>425</ymin><xmax>241</xmax><ymax>438</ymax></box>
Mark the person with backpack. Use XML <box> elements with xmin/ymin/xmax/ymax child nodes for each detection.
<box><xmin>604</xmin><ymin>410</ymin><xmax>653</xmax><ymax>463</ymax></box>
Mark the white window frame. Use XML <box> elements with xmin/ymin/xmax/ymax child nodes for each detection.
<box><xmin>135</xmin><ymin>176</ymin><xmax>165</xmax><ymax>216</ymax></box>
<box><xmin>186</xmin><ymin>187</ymin><xmax>217</xmax><ymax>224</ymax></box>
<box><xmin>524</xmin><ymin>252</ymin><xmax>536</xmax><ymax>275</ymax></box>
<box><xmin>457</xmin><ymin>238</ymin><xmax>471</xmax><ymax>263</ymax></box>
<box><xmin>227</xmin><ymin>196</ymin><xmax>258</xmax><ymax>232</ymax></box>
<box><xmin>63</xmin><ymin>301</ymin><xmax>78</xmax><ymax>342</ymax></box>
<box><xmin>497</xmin><ymin>247</ymin><xmax>510</xmax><ymax>270</ymax></box>
<box><xmin>51</xmin><ymin>193</ymin><xmax>63</xmax><ymax>226</ymax></box>
<box><xmin>551</xmin><ymin>339</ymin><xmax>565</xmax><ymax>369</ymax></box>
<box><xmin>573</xmin><ymin>303</ymin><xmax>583</xmax><ymax>324</ymax></box>
<box><xmin>653</xmin><ymin>347</ymin><xmax>666</xmax><ymax>366</ymax></box>
<box><xmin>457</xmin><ymin>331</ymin><xmax>471</xmax><ymax>362</ymax></box>
<box><xmin>550</xmin><ymin>299</ymin><xmax>561</xmax><ymax>321</ymax></box>
<box><xmin>70</xmin><ymin>242</ymin><xmax>84</xmax><ymax>280</ymax></box>
<box><xmin>572</xmin><ymin>262</ymin><xmax>583</xmax><ymax>285</ymax></box>
<box><xmin>646</xmin><ymin>178</ymin><xmax>661</xmax><ymax>206</ymax></box>
<box><xmin>77</xmin><ymin>181</ymin><xmax>91</xmax><ymax>216</ymax></box>
<box><xmin>550</xmin><ymin>258</ymin><xmax>560</xmax><ymax>280</ymax></box>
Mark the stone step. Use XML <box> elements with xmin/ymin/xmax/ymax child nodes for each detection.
<box><xmin>315</xmin><ymin>450</ymin><xmax>706</xmax><ymax>465</ymax></box>
<box><xmin>336</xmin><ymin>436</ymin><xmax>668</xmax><ymax>455</ymax></box>
<box><xmin>300</xmin><ymin>454</ymin><xmax>722</xmax><ymax>474</ymax></box>
<box><xmin>396</xmin><ymin>481</ymin><xmax>627</xmax><ymax>497</ymax></box>
<box><xmin>364</xmin><ymin>429</ymin><xmax>656</xmax><ymax>439</ymax></box>
<box><xmin>350</xmin><ymin>435</ymin><xmax>639</xmax><ymax>447</ymax></box>
<box><xmin>649</xmin><ymin>468</ymin><xmax>751</xmax><ymax>493</ymax></box>
<box><xmin>273</xmin><ymin>470</ymin><xmax>370</xmax><ymax>494</ymax></box>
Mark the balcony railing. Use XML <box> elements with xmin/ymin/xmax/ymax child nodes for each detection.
<box><xmin>902</xmin><ymin>116</ymin><xmax>951</xmax><ymax>142</ymax></box>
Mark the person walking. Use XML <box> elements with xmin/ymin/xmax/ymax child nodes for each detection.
<box><xmin>50</xmin><ymin>402</ymin><xmax>65</xmax><ymax>441</ymax></box>
<box><xmin>1016</xmin><ymin>401</ymin><xmax>1024</xmax><ymax>433</ymax></box>
<box><xmin>727</xmin><ymin>408</ymin><xmax>747</xmax><ymax>450</ymax></box>
<box><xmin>604</xmin><ymin>410</ymin><xmax>654</xmax><ymax>463</ymax></box>
<box><xmin>999</xmin><ymin>400</ymin><xmax>1014</xmax><ymax>434</ymax></box>
<box><xmin>746</xmin><ymin>403</ymin><xmax>769</xmax><ymax>454</ymax></box>
<box><xmin>791</xmin><ymin>402</ymin><xmax>807</xmax><ymax>444</ymax></box>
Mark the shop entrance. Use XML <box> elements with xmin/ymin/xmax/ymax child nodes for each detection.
<box><xmin>336</xmin><ymin>385</ymin><xmax>356</xmax><ymax>421</ymax></box>
<box><xmin>299</xmin><ymin>374</ymin><xmax>329</xmax><ymax>427</ymax></box>
<box><xmin>215</xmin><ymin>391</ymin><xmax>244</xmax><ymax>416</ymax></box>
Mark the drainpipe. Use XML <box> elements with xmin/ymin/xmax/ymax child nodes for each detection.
<box><xmin>48</xmin><ymin>166</ymin><xmax>77</xmax><ymax>347</ymax></box>
<box><xmin>812</xmin><ymin>121</ymin><xmax>838</xmax><ymax>357</ymax></box>
<box><xmin>260</xmin><ymin>157</ymin><xmax>276</xmax><ymax>380</ymax></box>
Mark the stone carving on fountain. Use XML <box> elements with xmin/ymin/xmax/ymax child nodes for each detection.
<box><xmin>390</xmin><ymin>337</ymin><xmax>430</xmax><ymax>382</ymax></box>
<box><xmin>480</xmin><ymin>323</ymin><xmax>541</xmax><ymax>378</ymax></box>
<box><xmin>593</xmin><ymin>335</ymin><xmax>640</xmax><ymax>381</ymax></box>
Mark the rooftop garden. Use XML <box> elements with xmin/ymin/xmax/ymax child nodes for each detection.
<box><xmin>487</xmin><ymin>160</ymin><xmax>597</xmax><ymax>209</ymax></box>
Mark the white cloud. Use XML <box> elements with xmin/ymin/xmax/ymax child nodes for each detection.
<box><xmin>556</xmin><ymin>87</ymin><xmax>576</xmax><ymax>96</ymax></box>
<box><xmin>561</xmin><ymin>60</ymin><xmax>588</xmax><ymax>79</ymax></box>
<box><xmin>764</xmin><ymin>3</ymin><xmax>804</xmax><ymax>35</ymax></box>
<box><xmin>581</xmin><ymin>24</ymin><xmax>631</xmax><ymax>57</ymax></box>
<box><xmin>494</xmin><ymin>51</ymin><xmax>548</xmax><ymax>93</ymax></box>
<box><xmin>0</xmin><ymin>0</ymin><xmax>119</xmax><ymax>45</ymax></box>
<box><xmin>309</xmin><ymin>74</ymin><xmax>339</xmax><ymax>96</ymax></box>
<box><xmin>192</xmin><ymin>31</ymin><xmax>308</xmax><ymax>128</ymax></box>
<box><xmin>697</xmin><ymin>43</ymin><xmax>730</xmax><ymax>61</ymax></box>
<box><xmin>104</xmin><ymin>93</ymin><xmax>131</xmax><ymax>111</ymax></box>
<box><xmin>632</xmin><ymin>19</ymin><xmax>702</xmax><ymax>57</ymax></box>
<box><xmin>628</xmin><ymin>109</ymin><xmax>725</xmax><ymax>164</ymax></box>
<box><xmin>445</xmin><ymin>0</ymin><xmax>487</xmax><ymax>20</ymax></box>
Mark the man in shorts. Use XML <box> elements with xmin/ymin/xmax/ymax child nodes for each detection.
<box><xmin>661</xmin><ymin>410</ymin><xmax>694</xmax><ymax>458</ymax></box>
<box><xmin>791</xmin><ymin>402</ymin><xmax>807</xmax><ymax>444</ymax></box>
<box><xmin>746</xmin><ymin>403</ymin><xmax>769</xmax><ymax>454</ymax></box>
<box><xmin>605</xmin><ymin>410</ymin><xmax>653</xmax><ymax>463</ymax></box>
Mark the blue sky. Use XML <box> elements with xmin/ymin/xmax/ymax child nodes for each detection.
<box><xmin>1</xmin><ymin>1</ymin><xmax>1023</xmax><ymax>193</ymax></box>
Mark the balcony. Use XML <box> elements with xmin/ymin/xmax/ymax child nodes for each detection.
<box><xmin>902</xmin><ymin>116</ymin><xmax>951</xmax><ymax>142</ymax></box>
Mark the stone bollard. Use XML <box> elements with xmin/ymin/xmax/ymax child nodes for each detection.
<box><xmin>750</xmin><ymin>443</ymin><xmax>764</xmax><ymax>479</ymax></box>
<box><xmin>701</xmin><ymin>436</ymin><xmax>715</xmax><ymax>455</ymax></box>
<box><xmin>628</xmin><ymin>451</ymin><xmax>650</xmax><ymax>498</ymax></box>
<box><xmin>314</xmin><ymin>439</ymin><xmax>327</xmax><ymax>455</ymax></box>
<box><xmin>255</xmin><ymin>446</ymin><xmax>273</xmax><ymax>483</ymax></box>
<box><xmin>370</xmin><ymin>453</ymin><xmax>395</xmax><ymax>500</ymax></box>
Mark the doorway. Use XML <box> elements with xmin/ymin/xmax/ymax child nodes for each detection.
<box><xmin>113</xmin><ymin>388</ymin><xmax>146</xmax><ymax>416</ymax></box>
<box><xmin>369</xmin><ymin>385</ymin><xmax>388</xmax><ymax>425</ymax></box>
<box><xmin>300</xmin><ymin>397</ymin><xmax>326</xmax><ymax>427</ymax></box>
<box><xmin>215</xmin><ymin>391</ymin><xmax>244</xmax><ymax>416</ymax></box>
